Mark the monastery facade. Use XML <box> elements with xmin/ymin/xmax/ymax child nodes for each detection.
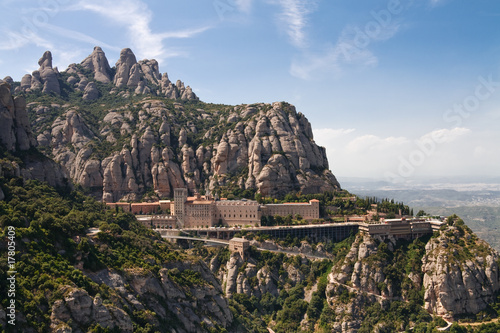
<box><xmin>107</xmin><ymin>188</ymin><xmax>321</xmax><ymax>229</ymax></box>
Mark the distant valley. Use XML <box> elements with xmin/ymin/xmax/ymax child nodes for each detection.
<box><xmin>344</xmin><ymin>177</ymin><xmax>500</xmax><ymax>251</ymax></box>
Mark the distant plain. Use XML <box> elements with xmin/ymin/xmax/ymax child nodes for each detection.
<box><xmin>343</xmin><ymin>177</ymin><xmax>500</xmax><ymax>251</ymax></box>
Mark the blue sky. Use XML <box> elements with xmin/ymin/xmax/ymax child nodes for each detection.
<box><xmin>1</xmin><ymin>0</ymin><xmax>499</xmax><ymax>184</ymax></box>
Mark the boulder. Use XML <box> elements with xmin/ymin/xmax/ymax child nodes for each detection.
<box><xmin>82</xmin><ymin>82</ymin><xmax>99</xmax><ymax>101</ymax></box>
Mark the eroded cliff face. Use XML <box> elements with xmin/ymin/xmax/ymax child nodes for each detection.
<box><xmin>323</xmin><ymin>221</ymin><xmax>500</xmax><ymax>331</ymax></box>
<box><xmin>49</xmin><ymin>263</ymin><xmax>232</xmax><ymax>333</ymax></box>
<box><xmin>327</xmin><ymin>233</ymin><xmax>425</xmax><ymax>302</ymax></box>
<box><xmin>0</xmin><ymin>80</ymin><xmax>36</xmax><ymax>152</ymax></box>
<box><xmin>0</xmin><ymin>79</ymin><xmax>69</xmax><ymax>189</ymax></box>
<box><xmin>422</xmin><ymin>219</ymin><xmax>500</xmax><ymax>319</ymax></box>
<box><xmin>209</xmin><ymin>250</ymin><xmax>309</xmax><ymax>300</ymax></box>
<box><xmin>9</xmin><ymin>47</ymin><xmax>340</xmax><ymax>201</ymax></box>
<box><xmin>30</xmin><ymin>98</ymin><xmax>339</xmax><ymax>201</ymax></box>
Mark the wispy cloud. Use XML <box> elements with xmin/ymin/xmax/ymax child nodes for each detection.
<box><xmin>314</xmin><ymin>128</ymin><xmax>356</xmax><ymax>139</ymax></box>
<box><xmin>290</xmin><ymin>20</ymin><xmax>401</xmax><ymax>79</ymax></box>
<box><xmin>235</xmin><ymin>0</ymin><xmax>253</xmax><ymax>13</ymax></box>
<box><xmin>418</xmin><ymin>127</ymin><xmax>470</xmax><ymax>144</ymax></box>
<box><xmin>0</xmin><ymin>30</ymin><xmax>54</xmax><ymax>51</ymax></box>
<box><xmin>314</xmin><ymin>126</ymin><xmax>479</xmax><ymax>179</ymax></box>
<box><xmin>271</xmin><ymin>0</ymin><xmax>318</xmax><ymax>48</ymax></box>
<box><xmin>429</xmin><ymin>0</ymin><xmax>449</xmax><ymax>7</ymax></box>
<box><xmin>347</xmin><ymin>134</ymin><xmax>409</xmax><ymax>153</ymax></box>
<box><xmin>159</xmin><ymin>26</ymin><xmax>212</xmax><ymax>39</ymax></box>
<box><xmin>43</xmin><ymin>24</ymin><xmax>120</xmax><ymax>52</ymax></box>
<box><xmin>70</xmin><ymin>0</ymin><xmax>211</xmax><ymax>62</ymax></box>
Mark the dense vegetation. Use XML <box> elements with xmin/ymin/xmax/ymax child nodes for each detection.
<box><xmin>0</xmin><ymin>175</ymin><xmax>204</xmax><ymax>332</ymax></box>
<box><xmin>2</xmin><ymin>174</ymin><xmax>500</xmax><ymax>331</ymax></box>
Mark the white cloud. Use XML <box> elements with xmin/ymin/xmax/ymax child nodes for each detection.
<box><xmin>347</xmin><ymin>135</ymin><xmax>409</xmax><ymax>153</ymax></box>
<box><xmin>291</xmin><ymin>21</ymin><xmax>400</xmax><ymax>79</ymax></box>
<box><xmin>418</xmin><ymin>127</ymin><xmax>470</xmax><ymax>144</ymax></box>
<box><xmin>314</xmin><ymin>128</ymin><xmax>355</xmax><ymax>139</ymax></box>
<box><xmin>70</xmin><ymin>0</ymin><xmax>210</xmax><ymax>62</ymax></box>
<box><xmin>270</xmin><ymin>0</ymin><xmax>318</xmax><ymax>48</ymax></box>
<box><xmin>235</xmin><ymin>0</ymin><xmax>253</xmax><ymax>13</ymax></box>
<box><xmin>158</xmin><ymin>26</ymin><xmax>212</xmax><ymax>40</ymax></box>
<box><xmin>0</xmin><ymin>30</ymin><xmax>54</xmax><ymax>51</ymax></box>
<box><xmin>312</xmin><ymin>126</ymin><xmax>494</xmax><ymax>180</ymax></box>
<box><xmin>43</xmin><ymin>24</ymin><xmax>120</xmax><ymax>52</ymax></box>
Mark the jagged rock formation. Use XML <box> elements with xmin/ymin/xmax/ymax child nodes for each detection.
<box><xmin>0</xmin><ymin>80</ymin><xmax>35</xmax><ymax>151</ymax></box>
<box><xmin>322</xmin><ymin>222</ymin><xmax>500</xmax><ymax>330</ymax></box>
<box><xmin>82</xmin><ymin>82</ymin><xmax>99</xmax><ymax>101</ymax></box>
<box><xmin>422</xmin><ymin>220</ymin><xmax>500</xmax><ymax>319</ymax></box>
<box><xmin>28</xmin><ymin>97</ymin><xmax>339</xmax><ymax>201</ymax></box>
<box><xmin>50</xmin><ymin>287</ymin><xmax>133</xmax><ymax>332</ymax></box>
<box><xmin>212</xmin><ymin>251</ymin><xmax>308</xmax><ymax>299</ymax></box>
<box><xmin>329</xmin><ymin>234</ymin><xmax>400</xmax><ymax>299</ymax></box>
<box><xmin>6</xmin><ymin>47</ymin><xmax>340</xmax><ymax>200</ymax></box>
<box><xmin>38</xmin><ymin>51</ymin><xmax>61</xmax><ymax>95</ymax></box>
<box><xmin>17</xmin><ymin>51</ymin><xmax>61</xmax><ymax>95</ymax></box>
<box><xmin>17</xmin><ymin>47</ymin><xmax>198</xmax><ymax>101</ymax></box>
<box><xmin>323</xmin><ymin>234</ymin><xmax>425</xmax><ymax>331</ymax></box>
<box><xmin>80</xmin><ymin>46</ymin><xmax>112</xmax><ymax>83</ymax></box>
<box><xmin>0</xmin><ymin>79</ymin><xmax>68</xmax><ymax>188</ymax></box>
<box><xmin>49</xmin><ymin>263</ymin><xmax>232</xmax><ymax>333</ymax></box>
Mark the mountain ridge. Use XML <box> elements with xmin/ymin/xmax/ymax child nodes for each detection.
<box><xmin>4</xmin><ymin>46</ymin><xmax>341</xmax><ymax>202</ymax></box>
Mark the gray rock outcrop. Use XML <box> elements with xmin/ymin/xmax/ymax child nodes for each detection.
<box><xmin>80</xmin><ymin>46</ymin><xmax>112</xmax><ymax>83</ymax></box>
<box><xmin>30</xmin><ymin>98</ymin><xmax>339</xmax><ymax>201</ymax></box>
<box><xmin>83</xmin><ymin>263</ymin><xmax>233</xmax><ymax>333</ymax></box>
<box><xmin>50</xmin><ymin>288</ymin><xmax>133</xmax><ymax>333</ymax></box>
<box><xmin>422</xmin><ymin>222</ymin><xmax>500</xmax><ymax>319</ymax></box>
<box><xmin>11</xmin><ymin>47</ymin><xmax>198</xmax><ymax>101</ymax></box>
<box><xmin>113</xmin><ymin>48</ymin><xmax>138</xmax><ymax>88</ymax></box>
<box><xmin>217</xmin><ymin>251</ymin><xmax>304</xmax><ymax>300</ymax></box>
<box><xmin>0</xmin><ymin>81</ymin><xmax>69</xmax><ymax>187</ymax></box>
<box><xmin>38</xmin><ymin>51</ymin><xmax>61</xmax><ymax>95</ymax></box>
<box><xmin>0</xmin><ymin>80</ymin><xmax>37</xmax><ymax>151</ymax></box>
<box><xmin>325</xmin><ymin>223</ymin><xmax>500</xmax><ymax>327</ymax></box>
<box><xmin>7</xmin><ymin>47</ymin><xmax>336</xmax><ymax>200</ymax></box>
<box><xmin>82</xmin><ymin>82</ymin><xmax>99</xmax><ymax>101</ymax></box>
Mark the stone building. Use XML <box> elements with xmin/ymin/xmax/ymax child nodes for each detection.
<box><xmin>358</xmin><ymin>218</ymin><xmax>445</xmax><ymax>240</ymax></box>
<box><xmin>185</xmin><ymin>198</ymin><xmax>215</xmax><ymax>228</ymax></box>
<box><xmin>261</xmin><ymin>199</ymin><xmax>320</xmax><ymax>221</ymax></box>
<box><xmin>131</xmin><ymin>202</ymin><xmax>161</xmax><ymax>214</ymax></box>
<box><xmin>106</xmin><ymin>202</ymin><xmax>131</xmax><ymax>212</ymax></box>
<box><xmin>229</xmin><ymin>238</ymin><xmax>250</xmax><ymax>259</ymax></box>
<box><xmin>215</xmin><ymin>199</ymin><xmax>260</xmax><ymax>227</ymax></box>
<box><xmin>173</xmin><ymin>188</ymin><xmax>187</xmax><ymax>227</ymax></box>
<box><xmin>139</xmin><ymin>215</ymin><xmax>177</xmax><ymax>229</ymax></box>
<box><xmin>106</xmin><ymin>188</ymin><xmax>322</xmax><ymax>229</ymax></box>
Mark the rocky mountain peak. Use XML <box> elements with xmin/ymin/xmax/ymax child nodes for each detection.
<box><xmin>113</xmin><ymin>48</ymin><xmax>138</xmax><ymax>88</ymax></box>
<box><xmin>14</xmin><ymin>47</ymin><xmax>198</xmax><ymax>101</ymax></box>
<box><xmin>80</xmin><ymin>46</ymin><xmax>112</xmax><ymax>83</ymax></box>
<box><xmin>3</xmin><ymin>47</ymin><xmax>344</xmax><ymax>199</ymax></box>
<box><xmin>38</xmin><ymin>50</ymin><xmax>53</xmax><ymax>69</ymax></box>
<box><xmin>34</xmin><ymin>50</ymin><xmax>61</xmax><ymax>95</ymax></box>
